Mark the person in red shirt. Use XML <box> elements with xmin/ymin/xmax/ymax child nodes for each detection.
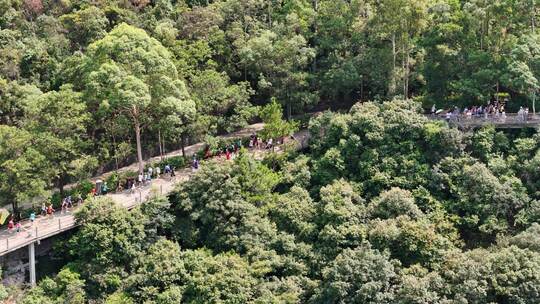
<box><xmin>47</xmin><ymin>205</ymin><xmax>55</xmax><ymax>220</ymax></box>
<box><xmin>7</xmin><ymin>219</ymin><xmax>14</xmax><ymax>232</ymax></box>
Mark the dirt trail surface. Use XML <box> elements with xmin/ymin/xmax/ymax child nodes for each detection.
<box><xmin>0</xmin><ymin>127</ymin><xmax>310</xmax><ymax>256</ymax></box>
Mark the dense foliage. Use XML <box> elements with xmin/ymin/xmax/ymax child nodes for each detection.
<box><xmin>3</xmin><ymin>0</ymin><xmax>540</xmax><ymax>214</ymax></box>
<box><xmin>15</xmin><ymin>102</ymin><xmax>540</xmax><ymax>303</ymax></box>
<box><xmin>4</xmin><ymin>0</ymin><xmax>540</xmax><ymax>302</ymax></box>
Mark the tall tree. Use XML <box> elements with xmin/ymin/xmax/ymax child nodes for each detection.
<box><xmin>240</xmin><ymin>24</ymin><xmax>316</xmax><ymax>118</ymax></box>
<box><xmin>84</xmin><ymin>23</ymin><xmax>194</xmax><ymax>174</ymax></box>
<box><xmin>259</xmin><ymin>98</ymin><xmax>298</xmax><ymax>151</ymax></box>
<box><xmin>0</xmin><ymin>126</ymin><xmax>48</xmax><ymax>218</ymax></box>
<box><xmin>21</xmin><ymin>85</ymin><xmax>95</xmax><ymax>195</ymax></box>
<box><xmin>369</xmin><ymin>0</ymin><xmax>430</xmax><ymax>97</ymax></box>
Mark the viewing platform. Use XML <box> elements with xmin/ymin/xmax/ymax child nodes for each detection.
<box><xmin>428</xmin><ymin>113</ymin><xmax>540</xmax><ymax>129</ymax></box>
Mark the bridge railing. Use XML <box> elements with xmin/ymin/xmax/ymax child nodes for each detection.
<box><xmin>0</xmin><ymin>215</ymin><xmax>76</xmax><ymax>254</ymax></box>
<box><xmin>428</xmin><ymin>113</ymin><xmax>540</xmax><ymax>126</ymax></box>
<box><xmin>0</xmin><ymin>181</ymin><xmax>157</xmax><ymax>255</ymax></box>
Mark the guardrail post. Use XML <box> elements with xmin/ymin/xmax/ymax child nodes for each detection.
<box><xmin>139</xmin><ymin>191</ymin><xmax>142</xmax><ymax>202</ymax></box>
<box><xmin>6</xmin><ymin>238</ymin><xmax>8</xmax><ymax>250</ymax></box>
<box><xmin>58</xmin><ymin>219</ymin><xmax>61</xmax><ymax>230</ymax></box>
<box><xmin>160</xmin><ymin>185</ymin><xmax>163</xmax><ymax>195</ymax></box>
<box><xmin>35</xmin><ymin>227</ymin><xmax>38</xmax><ymax>238</ymax></box>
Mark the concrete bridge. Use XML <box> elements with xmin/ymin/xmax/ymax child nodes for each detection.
<box><xmin>0</xmin><ymin>125</ymin><xmax>310</xmax><ymax>286</ymax></box>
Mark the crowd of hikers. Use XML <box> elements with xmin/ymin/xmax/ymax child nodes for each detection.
<box><xmin>3</xmin><ymin>132</ymin><xmax>286</xmax><ymax>234</ymax></box>
<box><xmin>5</xmin><ymin>193</ymin><xmax>86</xmax><ymax>235</ymax></box>
<box><xmin>430</xmin><ymin>100</ymin><xmax>532</xmax><ymax>122</ymax></box>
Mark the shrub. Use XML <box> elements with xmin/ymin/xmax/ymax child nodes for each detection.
<box><xmin>105</xmin><ymin>173</ymin><xmax>119</xmax><ymax>192</ymax></box>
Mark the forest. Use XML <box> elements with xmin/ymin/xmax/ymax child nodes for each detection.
<box><xmin>2</xmin><ymin>0</ymin><xmax>540</xmax><ymax>213</ymax></box>
<box><xmin>9</xmin><ymin>102</ymin><xmax>540</xmax><ymax>303</ymax></box>
<box><xmin>2</xmin><ymin>0</ymin><xmax>540</xmax><ymax>303</ymax></box>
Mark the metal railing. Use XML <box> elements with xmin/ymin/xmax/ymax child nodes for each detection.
<box><xmin>0</xmin><ymin>181</ymin><xmax>160</xmax><ymax>255</ymax></box>
<box><xmin>428</xmin><ymin>113</ymin><xmax>540</xmax><ymax>126</ymax></box>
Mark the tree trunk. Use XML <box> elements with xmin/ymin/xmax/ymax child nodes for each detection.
<box><xmin>533</xmin><ymin>4</ymin><xmax>536</xmax><ymax>33</ymax></box>
<box><xmin>402</xmin><ymin>49</ymin><xmax>406</xmax><ymax>97</ymax></box>
<box><xmin>162</xmin><ymin>136</ymin><xmax>166</xmax><ymax>160</ymax></box>
<box><xmin>134</xmin><ymin>117</ymin><xmax>144</xmax><ymax>175</ymax></box>
<box><xmin>181</xmin><ymin>134</ymin><xmax>186</xmax><ymax>158</ymax></box>
<box><xmin>312</xmin><ymin>0</ymin><xmax>318</xmax><ymax>73</ymax></box>
<box><xmin>404</xmin><ymin>45</ymin><xmax>410</xmax><ymax>98</ymax></box>
<box><xmin>11</xmin><ymin>201</ymin><xmax>19</xmax><ymax>221</ymax></box>
<box><xmin>496</xmin><ymin>81</ymin><xmax>500</xmax><ymax>102</ymax></box>
<box><xmin>58</xmin><ymin>175</ymin><xmax>65</xmax><ymax>198</ymax></box>
<box><xmin>287</xmin><ymin>102</ymin><xmax>292</xmax><ymax>121</ymax></box>
<box><xmin>268</xmin><ymin>2</ymin><xmax>272</xmax><ymax>26</ymax></box>
<box><xmin>360</xmin><ymin>76</ymin><xmax>364</xmax><ymax>101</ymax></box>
<box><xmin>533</xmin><ymin>91</ymin><xmax>536</xmax><ymax>115</ymax></box>
<box><xmin>158</xmin><ymin>129</ymin><xmax>163</xmax><ymax>161</ymax></box>
<box><xmin>112</xmin><ymin>133</ymin><xmax>119</xmax><ymax>173</ymax></box>
<box><xmin>392</xmin><ymin>34</ymin><xmax>396</xmax><ymax>70</ymax></box>
<box><xmin>389</xmin><ymin>33</ymin><xmax>397</xmax><ymax>96</ymax></box>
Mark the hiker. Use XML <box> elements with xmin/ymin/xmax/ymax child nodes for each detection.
<box><xmin>148</xmin><ymin>167</ymin><xmax>153</xmax><ymax>179</ymax></box>
<box><xmin>156</xmin><ymin>166</ymin><xmax>161</xmax><ymax>178</ymax></box>
<box><xmin>171</xmin><ymin>166</ymin><xmax>176</xmax><ymax>177</ymax></box>
<box><xmin>226</xmin><ymin>148</ymin><xmax>231</xmax><ymax>160</ymax></box>
<box><xmin>7</xmin><ymin>219</ymin><xmax>14</xmax><ymax>233</ymax></box>
<box><xmin>138</xmin><ymin>173</ymin><xmax>143</xmax><ymax>186</ymax></box>
<box><xmin>267</xmin><ymin>138</ymin><xmax>273</xmax><ymax>150</ymax></box>
<box><xmin>76</xmin><ymin>194</ymin><xmax>83</xmax><ymax>206</ymax></box>
<box><xmin>101</xmin><ymin>182</ymin><xmax>108</xmax><ymax>195</ymax></box>
<box><xmin>15</xmin><ymin>222</ymin><xmax>21</xmax><ymax>233</ymax></box>
<box><xmin>230</xmin><ymin>144</ymin><xmax>237</xmax><ymax>157</ymax></box>
<box><xmin>29</xmin><ymin>211</ymin><xmax>35</xmax><ymax>225</ymax></box>
<box><xmin>47</xmin><ymin>204</ymin><xmax>54</xmax><ymax>219</ymax></box>
<box><xmin>41</xmin><ymin>203</ymin><xmax>47</xmax><ymax>216</ymax></box>
<box><xmin>61</xmin><ymin>198</ymin><xmax>68</xmax><ymax>214</ymax></box>
<box><xmin>192</xmin><ymin>157</ymin><xmax>199</xmax><ymax>171</ymax></box>
<box><xmin>164</xmin><ymin>164</ymin><xmax>171</xmax><ymax>174</ymax></box>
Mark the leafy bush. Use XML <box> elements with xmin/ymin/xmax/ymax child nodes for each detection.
<box><xmin>105</xmin><ymin>173</ymin><xmax>119</xmax><ymax>192</ymax></box>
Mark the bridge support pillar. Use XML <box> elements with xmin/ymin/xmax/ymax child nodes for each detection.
<box><xmin>28</xmin><ymin>242</ymin><xmax>36</xmax><ymax>286</ymax></box>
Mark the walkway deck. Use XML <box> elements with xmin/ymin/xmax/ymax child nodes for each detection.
<box><xmin>0</xmin><ymin>126</ymin><xmax>310</xmax><ymax>256</ymax></box>
<box><xmin>431</xmin><ymin>113</ymin><xmax>540</xmax><ymax>128</ymax></box>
